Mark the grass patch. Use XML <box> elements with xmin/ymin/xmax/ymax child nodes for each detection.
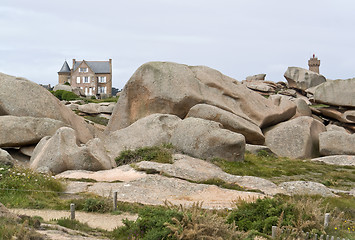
<box><xmin>0</xmin><ymin>216</ymin><xmax>43</xmax><ymax>240</ymax></box>
<box><xmin>55</xmin><ymin>217</ymin><xmax>94</xmax><ymax>232</ymax></box>
<box><xmin>84</xmin><ymin>115</ymin><xmax>109</xmax><ymax>126</ymax></box>
<box><xmin>115</xmin><ymin>144</ymin><xmax>174</xmax><ymax>166</ymax></box>
<box><xmin>0</xmin><ymin>164</ymin><xmax>64</xmax><ymax>209</ymax></box>
<box><xmin>83</xmin><ymin>96</ymin><xmax>119</xmax><ymax>103</ymax></box>
<box><xmin>210</xmin><ymin>152</ymin><xmax>355</xmax><ymax>190</ymax></box>
<box><xmin>311</xmin><ymin>104</ymin><xmax>330</xmax><ymax>108</ymax></box>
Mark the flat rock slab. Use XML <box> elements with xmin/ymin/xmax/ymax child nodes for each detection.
<box><xmin>279</xmin><ymin>181</ymin><xmax>335</xmax><ymax>197</ymax></box>
<box><xmin>311</xmin><ymin>155</ymin><xmax>355</xmax><ymax>166</ymax></box>
<box><xmin>65</xmin><ymin>175</ymin><xmax>264</xmax><ymax>209</ymax></box>
<box><xmin>57</xmin><ymin>165</ymin><xmax>147</xmax><ymax>182</ymax></box>
<box><xmin>135</xmin><ymin>154</ymin><xmax>284</xmax><ymax>195</ymax></box>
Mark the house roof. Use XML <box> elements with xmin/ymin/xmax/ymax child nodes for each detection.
<box><xmin>58</xmin><ymin>61</ymin><xmax>71</xmax><ymax>73</ymax></box>
<box><xmin>73</xmin><ymin>60</ymin><xmax>111</xmax><ymax>73</ymax></box>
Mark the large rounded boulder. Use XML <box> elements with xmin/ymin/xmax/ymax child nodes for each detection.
<box><xmin>106</xmin><ymin>62</ymin><xmax>296</xmax><ymax>135</ymax></box>
<box><xmin>0</xmin><ymin>73</ymin><xmax>93</xmax><ymax>143</ymax></box>
<box><xmin>284</xmin><ymin>67</ymin><xmax>326</xmax><ymax>91</ymax></box>
<box><xmin>30</xmin><ymin>127</ymin><xmax>115</xmax><ymax>174</ymax></box>
<box><xmin>264</xmin><ymin>116</ymin><xmax>326</xmax><ymax>159</ymax></box>
<box><xmin>170</xmin><ymin>117</ymin><xmax>245</xmax><ymax>162</ymax></box>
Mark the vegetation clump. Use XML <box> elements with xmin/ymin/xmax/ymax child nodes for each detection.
<box><xmin>84</xmin><ymin>115</ymin><xmax>109</xmax><ymax>126</ymax></box>
<box><xmin>211</xmin><ymin>151</ymin><xmax>355</xmax><ymax>190</ymax></box>
<box><xmin>52</xmin><ymin>90</ymin><xmax>79</xmax><ymax>101</ymax></box>
<box><xmin>115</xmin><ymin>144</ymin><xmax>174</xmax><ymax>166</ymax></box>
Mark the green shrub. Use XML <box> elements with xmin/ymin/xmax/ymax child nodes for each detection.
<box><xmin>227</xmin><ymin>197</ymin><xmax>295</xmax><ymax>234</ymax></box>
<box><xmin>112</xmin><ymin>206</ymin><xmax>182</xmax><ymax>240</ymax></box>
<box><xmin>82</xmin><ymin>198</ymin><xmax>111</xmax><ymax>213</ymax></box>
<box><xmin>64</xmin><ymin>81</ymin><xmax>71</xmax><ymax>86</ymax></box>
<box><xmin>115</xmin><ymin>145</ymin><xmax>173</xmax><ymax>166</ymax></box>
<box><xmin>52</xmin><ymin>90</ymin><xmax>79</xmax><ymax>101</ymax></box>
<box><xmin>56</xmin><ymin>218</ymin><xmax>93</xmax><ymax>232</ymax></box>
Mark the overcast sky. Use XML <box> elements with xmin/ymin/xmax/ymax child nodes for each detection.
<box><xmin>1</xmin><ymin>0</ymin><xmax>354</xmax><ymax>89</ymax></box>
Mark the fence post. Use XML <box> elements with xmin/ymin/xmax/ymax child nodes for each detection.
<box><xmin>324</xmin><ymin>213</ymin><xmax>330</xmax><ymax>228</ymax></box>
<box><xmin>330</xmin><ymin>236</ymin><xmax>334</xmax><ymax>240</ymax></box>
<box><xmin>314</xmin><ymin>233</ymin><xmax>318</xmax><ymax>240</ymax></box>
<box><xmin>70</xmin><ymin>203</ymin><xmax>75</xmax><ymax>220</ymax></box>
<box><xmin>326</xmin><ymin>235</ymin><xmax>329</xmax><ymax>240</ymax></box>
<box><xmin>272</xmin><ymin>226</ymin><xmax>277</xmax><ymax>239</ymax></box>
<box><xmin>113</xmin><ymin>191</ymin><xmax>118</xmax><ymax>211</ymax></box>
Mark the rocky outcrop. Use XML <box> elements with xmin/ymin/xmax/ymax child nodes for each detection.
<box><xmin>107</xmin><ymin>62</ymin><xmax>296</xmax><ymax>132</ymax></box>
<box><xmin>0</xmin><ymin>116</ymin><xmax>66</xmax><ymax>147</ymax></box>
<box><xmin>245</xmin><ymin>74</ymin><xmax>266</xmax><ymax>81</ymax></box>
<box><xmin>314</xmin><ymin>78</ymin><xmax>355</xmax><ymax>107</ymax></box>
<box><xmin>245</xmin><ymin>144</ymin><xmax>274</xmax><ymax>155</ymax></box>
<box><xmin>186</xmin><ymin>104</ymin><xmax>264</xmax><ymax>144</ymax></box>
<box><xmin>344</xmin><ymin>110</ymin><xmax>355</xmax><ymax>123</ymax></box>
<box><xmin>311</xmin><ymin>155</ymin><xmax>355</xmax><ymax>166</ymax></box>
<box><xmin>319</xmin><ymin>131</ymin><xmax>355</xmax><ymax>156</ymax></box>
<box><xmin>0</xmin><ymin>148</ymin><xmax>15</xmax><ymax>166</ymax></box>
<box><xmin>135</xmin><ymin>154</ymin><xmax>283</xmax><ymax>195</ymax></box>
<box><xmin>279</xmin><ymin>181</ymin><xmax>335</xmax><ymax>197</ymax></box>
<box><xmin>170</xmin><ymin>117</ymin><xmax>245</xmax><ymax>162</ymax></box>
<box><xmin>0</xmin><ymin>73</ymin><xmax>94</xmax><ymax>143</ymax></box>
<box><xmin>284</xmin><ymin>67</ymin><xmax>326</xmax><ymax>91</ymax></box>
<box><xmin>264</xmin><ymin>116</ymin><xmax>326</xmax><ymax>159</ymax></box>
<box><xmin>103</xmin><ymin>114</ymin><xmax>181</xmax><ymax>161</ymax></box>
<box><xmin>30</xmin><ymin>127</ymin><xmax>115</xmax><ymax>174</ymax></box>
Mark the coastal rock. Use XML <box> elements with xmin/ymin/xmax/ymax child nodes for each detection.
<box><xmin>279</xmin><ymin>181</ymin><xmax>335</xmax><ymax>197</ymax></box>
<box><xmin>264</xmin><ymin>116</ymin><xmax>326</xmax><ymax>159</ymax></box>
<box><xmin>103</xmin><ymin>114</ymin><xmax>181</xmax><ymax>161</ymax></box>
<box><xmin>319</xmin><ymin>131</ymin><xmax>355</xmax><ymax>156</ymax></box>
<box><xmin>186</xmin><ymin>104</ymin><xmax>264</xmax><ymax>144</ymax></box>
<box><xmin>0</xmin><ymin>73</ymin><xmax>94</xmax><ymax>143</ymax></box>
<box><xmin>170</xmin><ymin>117</ymin><xmax>245</xmax><ymax>162</ymax></box>
<box><xmin>0</xmin><ymin>116</ymin><xmax>66</xmax><ymax>147</ymax></box>
<box><xmin>314</xmin><ymin>78</ymin><xmax>355</xmax><ymax>107</ymax></box>
<box><xmin>107</xmin><ymin>62</ymin><xmax>296</xmax><ymax>132</ymax></box>
<box><xmin>30</xmin><ymin>127</ymin><xmax>115</xmax><ymax>174</ymax></box>
<box><xmin>284</xmin><ymin>67</ymin><xmax>326</xmax><ymax>91</ymax></box>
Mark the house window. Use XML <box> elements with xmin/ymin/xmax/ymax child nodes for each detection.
<box><xmin>98</xmin><ymin>86</ymin><xmax>106</xmax><ymax>94</ymax></box>
<box><xmin>76</xmin><ymin>77</ymin><xmax>80</xmax><ymax>83</ymax></box>
<box><xmin>84</xmin><ymin>76</ymin><xmax>89</xmax><ymax>83</ymax></box>
<box><xmin>98</xmin><ymin>76</ymin><xmax>106</xmax><ymax>83</ymax></box>
<box><xmin>79</xmin><ymin>68</ymin><xmax>88</xmax><ymax>72</ymax></box>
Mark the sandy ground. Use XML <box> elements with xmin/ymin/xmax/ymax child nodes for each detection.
<box><xmin>10</xmin><ymin>208</ymin><xmax>137</xmax><ymax>231</ymax></box>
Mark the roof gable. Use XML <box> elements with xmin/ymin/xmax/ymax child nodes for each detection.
<box><xmin>73</xmin><ymin>60</ymin><xmax>110</xmax><ymax>73</ymax></box>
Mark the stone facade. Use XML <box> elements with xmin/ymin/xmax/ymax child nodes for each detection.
<box><xmin>308</xmin><ymin>54</ymin><xmax>320</xmax><ymax>73</ymax></box>
<box><xmin>58</xmin><ymin>59</ymin><xmax>112</xmax><ymax>97</ymax></box>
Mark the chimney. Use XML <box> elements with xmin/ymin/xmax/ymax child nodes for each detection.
<box><xmin>72</xmin><ymin>59</ymin><xmax>76</xmax><ymax>71</ymax></box>
<box><xmin>109</xmin><ymin>59</ymin><xmax>112</xmax><ymax>73</ymax></box>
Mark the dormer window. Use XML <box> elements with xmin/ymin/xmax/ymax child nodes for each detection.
<box><xmin>79</xmin><ymin>68</ymin><xmax>88</xmax><ymax>72</ymax></box>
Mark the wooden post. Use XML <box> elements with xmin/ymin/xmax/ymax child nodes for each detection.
<box><xmin>272</xmin><ymin>226</ymin><xmax>277</xmax><ymax>239</ymax></box>
<box><xmin>314</xmin><ymin>233</ymin><xmax>318</xmax><ymax>240</ymax></box>
<box><xmin>113</xmin><ymin>191</ymin><xmax>118</xmax><ymax>211</ymax></box>
<box><xmin>70</xmin><ymin>203</ymin><xmax>75</xmax><ymax>220</ymax></box>
<box><xmin>324</xmin><ymin>213</ymin><xmax>330</xmax><ymax>228</ymax></box>
<box><xmin>326</xmin><ymin>235</ymin><xmax>329</xmax><ymax>240</ymax></box>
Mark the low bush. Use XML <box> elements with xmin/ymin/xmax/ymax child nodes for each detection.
<box><xmin>55</xmin><ymin>217</ymin><xmax>93</xmax><ymax>232</ymax></box>
<box><xmin>82</xmin><ymin>197</ymin><xmax>111</xmax><ymax>213</ymax></box>
<box><xmin>112</xmin><ymin>205</ymin><xmax>182</xmax><ymax>240</ymax></box>
<box><xmin>227</xmin><ymin>196</ymin><xmax>295</xmax><ymax>235</ymax></box>
<box><xmin>115</xmin><ymin>145</ymin><xmax>174</xmax><ymax>166</ymax></box>
<box><xmin>52</xmin><ymin>90</ymin><xmax>79</xmax><ymax>101</ymax></box>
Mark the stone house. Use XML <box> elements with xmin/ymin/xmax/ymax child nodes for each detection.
<box><xmin>58</xmin><ymin>59</ymin><xmax>112</xmax><ymax>97</ymax></box>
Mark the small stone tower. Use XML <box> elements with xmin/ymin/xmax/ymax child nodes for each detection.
<box><xmin>308</xmin><ymin>54</ymin><xmax>320</xmax><ymax>74</ymax></box>
<box><xmin>58</xmin><ymin>60</ymin><xmax>71</xmax><ymax>84</ymax></box>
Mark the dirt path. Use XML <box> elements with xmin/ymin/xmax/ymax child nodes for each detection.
<box><xmin>10</xmin><ymin>208</ymin><xmax>137</xmax><ymax>231</ymax></box>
